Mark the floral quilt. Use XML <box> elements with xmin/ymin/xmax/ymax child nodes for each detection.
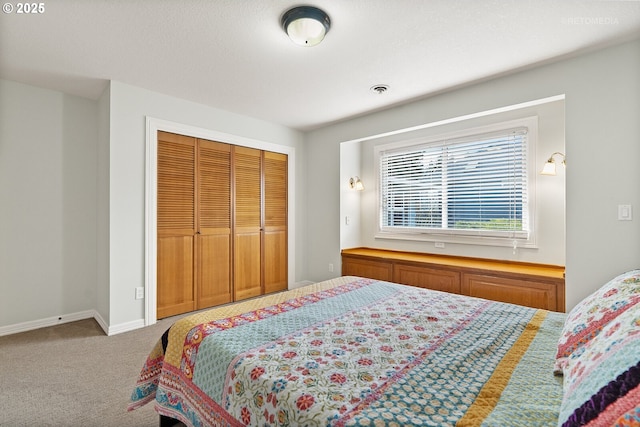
<box><xmin>129</xmin><ymin>276</ymin><xmax>565</xmax><ymax>426</ymax></box>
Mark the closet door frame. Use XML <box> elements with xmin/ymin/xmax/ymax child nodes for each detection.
<box><xmin>144</xmin><ymin>117</ymin><xmax>296</xmax><ymax>326</ymax></box>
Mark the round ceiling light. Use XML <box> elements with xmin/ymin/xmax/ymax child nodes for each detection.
<box><xmin>281</xmin><ymin>6</ymin><xmax>331</xmax><ymax>47</ymax></box>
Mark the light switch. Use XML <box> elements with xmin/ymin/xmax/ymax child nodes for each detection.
<box><xmin>618</xmin><ymin>204</ymin><xmax>632</xmax><ymax>221</ymax></box>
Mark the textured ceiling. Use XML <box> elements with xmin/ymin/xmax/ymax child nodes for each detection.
<box><xmin>1</xmin><ymin>0</ymin><xmax>639</xmax><ymax>130</ymax></box>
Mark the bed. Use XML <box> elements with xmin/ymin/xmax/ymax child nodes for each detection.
<box><xmin>129</xmin><ymin>273</ymin><xmax>640</xmax><ymax>427</ymax></box>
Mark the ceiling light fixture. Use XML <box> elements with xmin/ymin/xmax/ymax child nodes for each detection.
<box><xmin>281</xmin><ymin>6</ymin><xmax>330</xmax><ymax>47</ymax></box>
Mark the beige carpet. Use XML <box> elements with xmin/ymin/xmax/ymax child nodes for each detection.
<box><xmin>0</xmin><ymin>316</ymin><xmax>188</xmax><ymax>427</ymax></box>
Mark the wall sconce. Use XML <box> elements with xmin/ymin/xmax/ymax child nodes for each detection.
<box><xmin>540</xmin><ymin>152</ymin><xmax>566</xmax><ymax>176</ymax></box>
<box><xmin>349</xmin><ymin>176</ymin><xmax>365</xmax><ymax>191</ymax></box>
<box><xmin>281</xmin><ymin>6</ymin><xmax>331</xmax><ymax>47</ymax></box>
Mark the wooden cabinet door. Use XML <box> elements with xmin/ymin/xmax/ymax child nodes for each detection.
<box><xmin>263</xmin><ymin>151</ymin><xmax>287</xmax><ymax>294</ymax></box>
<box><xmin>197</xmin><ymin>139</ymin><xmax>232</xmax><ymax>309</ymax></box>
<box><xmin>342</xmin><ymin>256</ymin><xmax>393</xmax><ymax>281</ymax></box>
<box><xmin>394</xmin><ymin>263</ymin><xmax>461</xmax><ymax>294</ymax></box>
<box><xmin>462</xmin><ymin>273</ymin><xmax>558</xmax><ymax>310</ymax></box>
<box><xmin>157</xmin><ymin>131</ymin><xmax>196</xmax><ymax>318</ymax></box>
<box><xmin>234</xmin><ymin>146</ymin><xmax>262</xmax><ymax>300</ymax></box>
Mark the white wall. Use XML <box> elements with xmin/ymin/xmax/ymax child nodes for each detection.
<box><xmin>340</xmin><ymin>141</ymin><xmax>363</xmax><ymax>251</ymax></box>
<box><xmin>0</xmin><ymin>79</ymin><xmax>98</xmax><ymax>327</ymax></box>
<box><xmin>106</xmin><ymin>81</ymin><xmax>306</xmax><ymax>328</ymax></box>
<box><xmin>96</xmin><ymin>83</ymin><xmax>111</xmax><ymax>325</ymax></box>
<box><xmin>305</xmin><ymin>39</ymin><xmax>640</xmax><ymax>310</ymax></box>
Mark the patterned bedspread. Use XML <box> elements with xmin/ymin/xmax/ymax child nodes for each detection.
<box><xmin>129</xmin><ymin>276</ymin><xmax>565</xmax><ymax>426</ymax></box>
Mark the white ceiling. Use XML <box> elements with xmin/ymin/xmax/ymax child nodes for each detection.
<box><xmin>1</xmin><ymin>0</ymin><xmax>639</xmax><ymax>131</ymax></box>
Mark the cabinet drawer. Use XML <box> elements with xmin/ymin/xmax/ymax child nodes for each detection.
<box><xmin>342</xmin><ymin>257</ymin><xmax>393</xmax><ymax>281</ymax></box>
<box><xmin>394</xmin><ymin>263</ymin><xmax>461</xmax><ymax>294</ymax></box>
<box><xmin>462</xmin><ymin>273</ymin><xmax>557</xmax><ymax>311</ymax></box>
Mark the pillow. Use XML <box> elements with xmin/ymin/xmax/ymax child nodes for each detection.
<box><xmin>555</xmin><ymin>270</ymin><xmax>640</xmax><ymax>373</ymax></box>
<box><xmin>557</xmin><ymin>303</ymin><xmax>640</xmax><ymax>427</ymax></box>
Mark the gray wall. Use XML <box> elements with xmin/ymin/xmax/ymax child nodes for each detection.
<box><xmin>0</xmin><ymin>79</ymin><xmax>306</xmax><ymax>332</ymax></box>
<box><xmin>1</xmin><ymin>38</ymin><xmax>638</xmax><ymax>332</ymax></box>
<box><xmin>105</xmin><ymin>81</ymin><xmax>306</xmax><ymax>328</ymax></box>
<box><xmin>0</xmin><ymin>79</ymin><xmax>98</xmax><ymax>326</ymax></box>
<box><xmin>306</xmin><ymin>39</ymin><xmax>640</xmax><ymax>310</ymax></box>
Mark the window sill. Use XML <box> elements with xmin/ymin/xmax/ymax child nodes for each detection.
<box><xmin>374</xmin><ymin>230</ymin><xmax>537</xmax><ymax>249</ymax></box>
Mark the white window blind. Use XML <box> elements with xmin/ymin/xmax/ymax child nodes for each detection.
<box><xmin>379</xmin><ymin>127</ymin><xmax>530</xmax><ymax>240</ymax></box>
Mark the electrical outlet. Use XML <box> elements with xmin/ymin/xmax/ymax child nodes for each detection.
<box><xmin>135</xmin><ymin>287</ymin><xmax>144</xmax><ymax>300</ymax></box>
<box><xmin>435</xmin><ymin>242</ymin><xmax>445</xmax><ymax>248</ymax></box>
<box><xmin>328</xmin><ymin>263</ymin><xmax>334</xmax><ymax>272</ymax></box>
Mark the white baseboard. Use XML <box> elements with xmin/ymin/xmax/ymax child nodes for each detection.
<box><xmin>0</xmin><ymin>282</ymin><xmax>320</xmax><ymax>337</ymax></box>
<box><xmin>93</xmin><ymin>311</ymin><xmax>109</xmax><ymax>335</ymax></box>
<box><xmin>0</xmin><ymin>310</ymin><xmax>147</xmax><ymax>337</ymax></box>
<box><xmin>106</xmin><ymin>318</ymin><xmax>145</xmax><ymax>336</ymax></box>
<box><xmin>0</xmin><ymin>310</ymin><xmax>97</xmax><ymax>337</ymax></box>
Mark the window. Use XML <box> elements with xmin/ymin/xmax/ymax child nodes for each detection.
<box><xmin>376</xmin><ymin>118</ymin><xmax>536</xmax><ymax>246</ymax></box>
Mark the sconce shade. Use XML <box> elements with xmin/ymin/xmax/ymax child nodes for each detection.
<box><xmin>281</xmin><ymin>6</ymin><xmax>330</xmax><ymax>47</ymax></box>
<box><xmin>540</xmin><ymin>152</ymin><xmax>566</xmax><ymax>176</ymax></box>
<box><xmin>540</xmin><ymin>161</ymin><xmax>557</xmax><ymax>176</ymax></box>
<box><xmin>349</xmin><ymin>176</ymin><xmax>365</xmax><ymax>191</ymax></box>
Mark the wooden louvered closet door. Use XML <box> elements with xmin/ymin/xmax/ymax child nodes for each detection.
<box><xmin>157</xmin><ymin>131</ymin><xmax>197</xmax><ymax>318</ymax></box>
<box><xmin>263</xmin><ymin>151</ymin><xmax>288</xmax><ymax>294</ymax></box>
<box><xmin>157</xmin><ymin>131</ymin><xmax>288</xmax><ymax>317</ymax></box>
<box><xmin>197</xmin><ymin>139</ymin><xmax>232</xmax><ymax>309</ymax></box>
<box><xmin>233</xmin><ymin>146</ymin><xmax>262</xmax><ymax>301</ymax></box>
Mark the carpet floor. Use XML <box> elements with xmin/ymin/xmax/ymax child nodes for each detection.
<box><xmin>0</xmin><ymin>316</ymin><xmax>189</xmax><ymax>427</ymax></box>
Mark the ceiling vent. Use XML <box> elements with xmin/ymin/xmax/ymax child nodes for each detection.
<box><xmin>370</xmin><ymin>84</ymin><xmax>389</xmax><ymax>94</ymax></box>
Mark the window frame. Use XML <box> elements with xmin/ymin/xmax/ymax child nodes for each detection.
<box><xmin>374</xmin><ymin>117</ymin><xmax>538</xmax><ymax>248</ymax></box>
